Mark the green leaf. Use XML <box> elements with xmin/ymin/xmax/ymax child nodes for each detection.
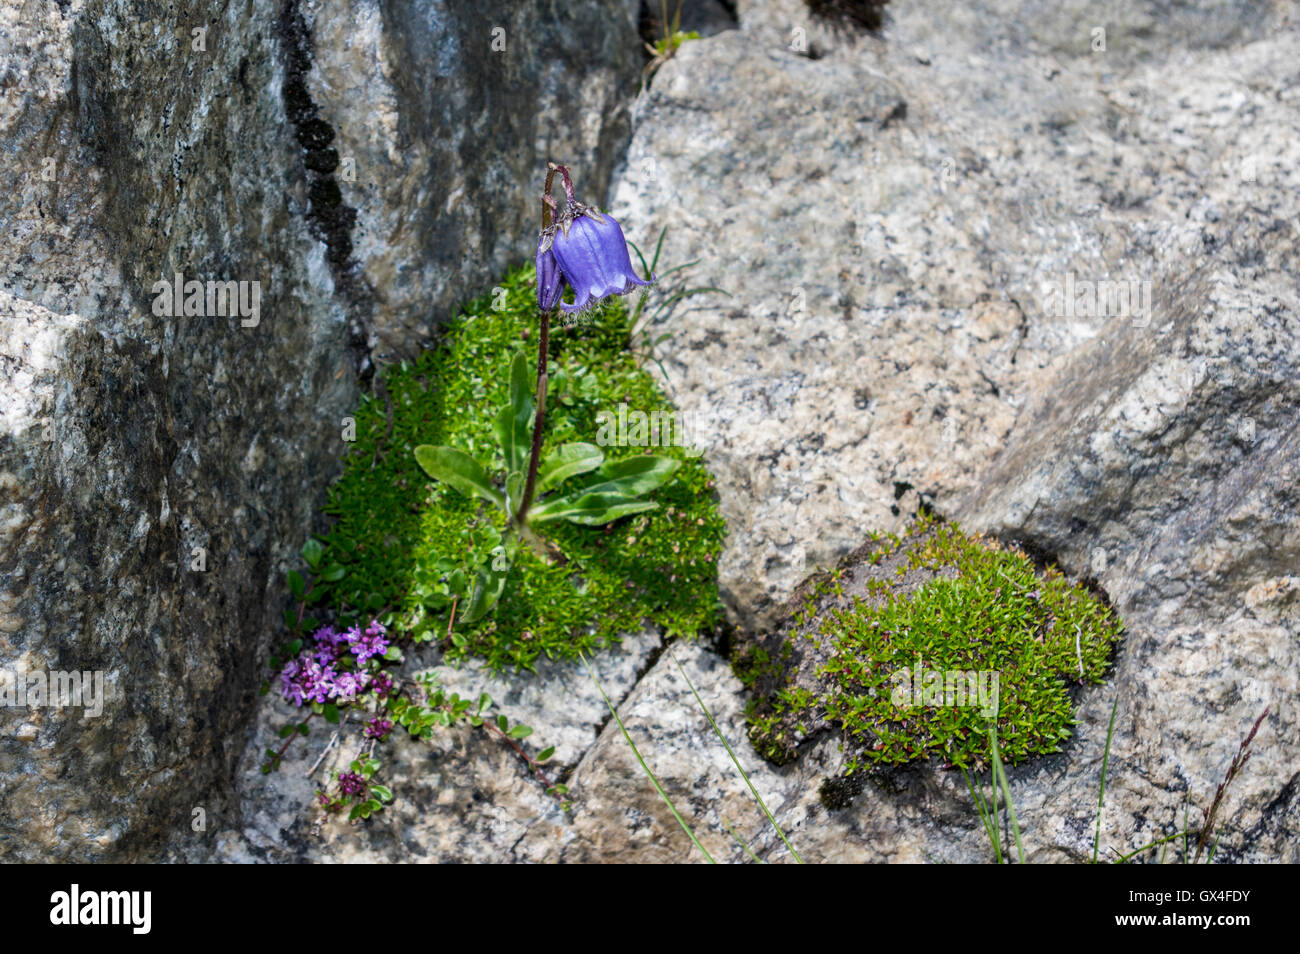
<box><xmin>536</xmin><ymin>442</ymin><xmax>604</xmax><ymax>495</ymax></box>
<box><xmin>505</xmin><ymin>470</ymin><xmax>524</xmax><ymax>518</ymax></box>
<box><xmin>461</xmin><ymin>563</ymin><xmax>508</xmax><ymax>625</ymax></box>
<box><xmin>508</xmin><ymin>724</ymin><xmax>532</xmax><ymax>740</ymax></box>
<box><xmin>496</xmin><ymin>351</ymin><xmax>535</xmax><ymax>476</ymax></box>
<box><xmin>508</xmin><ymin>349</ymin><xmax>534</xmax><ymax>424</ymax></box>
<box><xmin>371</xmin><ymin>784</ymin><xmax>393</xmax><ymax>803</ymax></box>
<box><xmin>301</xmin><ymin>538</ymin><xmax>324</xmax><ymax>568</ymax></box>
<box><xmin>497</xmin><ymin>714</ymin><xmax>509</xmax><ymax>732</ymax></box>
<box><xmin>530</xmin><ymin>491</ymin><xmax>660</xmax><ymax>526</ymax></box>
<box><xmin>448</xmin><ymin>567</ymin><xmax>467</xmax><ymax>596</ymax></box>
<box><xmin>536</xmin><ymin>746</ymin><xmax>556</xmax><ymax>762</ymax></box>
<box><xmin>414</xmin><ymin>445</ymin><xmax>506</xmax><ymax>509</ymax></box>
<box><xmin>566</xmin><ymin>455</ymin><xmax>680</xmax><ymax>500</ymax></box>
<box><xmin>627</xmin><ymin>238</ymin><xmax>651</xmax><ymax>282</ymax></box>
<box><xmin>323</xmin><ymin>703</ymin><xmax>341</xmax><ymax>724</ymax></box>
<box><xmin>288</xmin><ymin>570</ymin><xmax>305</xmax><ymax>599</ymax></box>
<box><xmin>651</xmin><ymin>225</ymin><xmax>668</xmax><ymax>274</ymax></box>
<box><xmin>320</xmin><ymin>564</ymin><xmax>347</xmax><ymax>583</ymax></box>
<box><xmin>496</xmin><ymin>406</ymin><xmax>532</xmax><ymax>481</ymax></box>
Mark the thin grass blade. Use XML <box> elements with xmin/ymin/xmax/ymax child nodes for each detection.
<box><xmin>669</xmin><ymin>649</ymin><xmax>802</xmax><ymax>863</ymax></box>
<box><xmin>582</xmin><ymin>652</ymin><xmax>715</xmax><ymax>863</ymax></box>
<box><xmin>1092</xmin><ymin>695</ymin><xmax>1120</xmax><ymax>863</ymax></box>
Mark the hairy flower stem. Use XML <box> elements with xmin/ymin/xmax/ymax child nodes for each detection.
<box><xmin>516</xmin><ymin>162</ymin><xmax>570</xmax><ymax>528</ymax></box>
<box><xmin>516</xmin><ymin>307</ymin><xmax>549</xmax><ymax>526</ymax></box>
<box><xmin>544</xmin><ymin>162</ymin><xmax>576</xmax><ymax>221</ymax></box>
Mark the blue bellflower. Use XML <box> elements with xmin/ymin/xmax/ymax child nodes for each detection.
<box><xmin>535</xmin><ymin>164</ymin><xmax>653</xmax><ymax>312</ymax></box>
<box><xmin>535</xmin><ymin>240</ymin><xmax>564</xmax><ymax>311</ymax></box>
<box><xmin>549</xmin><ymin>210</ymin><xmax>652</xmax><ymax>313</ymax></box>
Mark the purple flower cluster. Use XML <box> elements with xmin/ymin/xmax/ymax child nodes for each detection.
<box><xmin>370</xmin><ymin>671</ymin><xmax>394</xmax><ymax>699</ymax></box>
<box><xmin>364</xmin><ymin>717</ymin><xmax>393</xmax><ymax>740</ymax></box>
<box><xmin>280</xmin><ymin>621</ymin><xmax>391</xmax><ymax>708</ymax></box>
<box><xmin>351</xmin><ymin>620</ymin><xmax>390</xmax><ymax>662</ymax></box>
<box><xmin>338</xmin><ymin>772</ymin><xmax>368</xmax><ymax>797</ymax></box>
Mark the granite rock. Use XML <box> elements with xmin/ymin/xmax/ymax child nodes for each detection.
<box><xmin>0</xmin><ymin>0</ymin><xmax>357</xmax><ymax>863</ymax></box>
<box><xmin>538</xmin><ymin>0</ymin><xmax>1299</xmax><ymax>862</ymax></box>
<box><xmin>216</xmin><ymin>632</ymin><xmax>660</xmax><ymax>862</ymax></box>
<box><xmin>0</xmin><ymin>0</ymin><xmax>642</xmax><ymax>861</ymax></box>
<box><xmin>302</xmin><ymin>0</ymin><xmax>644</xmax><ymax>358</ymax></box>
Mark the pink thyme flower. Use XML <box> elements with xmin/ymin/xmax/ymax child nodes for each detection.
<box><xmin>338</xmin><ymin>772</ymin><xmax>367</xmax><ymax>797</ymax></box>
<box><xmin>331</xmin><ymin>670</ymin><xmax>371</xmax><ymax>704</ymax></box>
<box><xmin>349</xmin><ymin>620</ymin><xmax>390</xmax><ymax>662</ymax></box>
<box><xmin>370</xmin><ymin>671</ymin><xmax>394</xmax><ymax>699</ymax></box>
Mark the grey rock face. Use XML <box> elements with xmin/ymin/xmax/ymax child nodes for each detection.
<box><xmin>7</xmin><ymin>0</ymin><xmax>1296</xmax><ymax>864</ymax></box>
<box><xmin>1</xmin><ymin>0</ymin><xmax>357</xmax><ymax>863</ymax></box>
<box><xmin>0</xmin><ymin>0</ymin><xmax>640</xmax><ymax>861</ymax></box>
<box><xmin>608</xmin><ymin>0</ymin><xmax>1297</xmax><ymax>635</ymax></box>
<box><xmin>235</xmin><ymin>0</ymin><xmax>1296</xmax><ymax>863</ymax></box>
<box><xmin>304</xmin><ymin>0</ymin><xmax>644</xmax><ymax>358</ymax></box>
<box><xmin>581</xmin><ymin>0</ymin><xmax>1299</xmax><ymax>861</ymax></box>
<box><xmin>956</xmin><ymin>232</ymin><xmax>1300</xmax><ymax>863</ymax></box>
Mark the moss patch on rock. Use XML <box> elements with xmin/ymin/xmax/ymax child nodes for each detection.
<box><xmin>310</xmin><ymin>264</ymin><xmax>726</xmax><ymax>671</ymax></box>
<box><xmin>735</xmin><ymin>514</ymin><xmax>1122</xmax><ymax>773</ymax></box>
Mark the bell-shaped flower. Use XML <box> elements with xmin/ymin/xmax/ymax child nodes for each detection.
<box><xmin>549</xmin><ymin>210</ymin><xmax>653</xmax><ymax>313</ymax></box>
<box><xmin>535</xmin><ymin>239</ymin><xmax>564</xmax><ymax>311</ymax></box>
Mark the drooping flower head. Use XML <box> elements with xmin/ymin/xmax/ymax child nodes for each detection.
<box><xmin>536</xmin><ymin>163</ymin><xmax>653</xmax><ymax>314</ymax></box>
<box><xmin>549</xmin><ymin>211</ymin><xmax>652</xmax><ymax>313</ymax></box>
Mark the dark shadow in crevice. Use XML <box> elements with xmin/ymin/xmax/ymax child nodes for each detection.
<box><xmin>805</xmin><ymin>0</ymin><xmax>891</xmax><ymax>33</ymax></box>
<box><xmin>276</xmin><ymin>0</ymin><xmax>376</xmax><ymax>381</ymax></box>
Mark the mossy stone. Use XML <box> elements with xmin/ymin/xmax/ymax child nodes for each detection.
<box><xmin>735</xmin><ymin>514</ymin><xmax>1122</xmax><ymax>774</ymax></box>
